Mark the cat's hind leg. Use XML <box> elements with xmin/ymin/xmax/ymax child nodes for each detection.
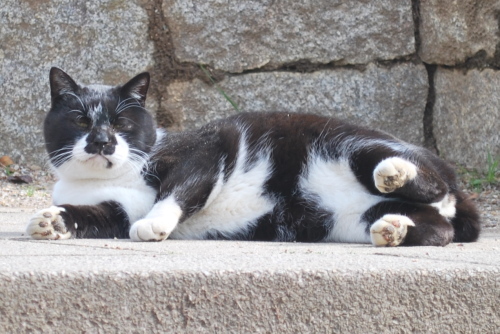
<box><xmin>370</xmin><ymin>214</ymin><xmax>415</xmax><ymax>247</ymax></box>
<box><xmin>364</xmin><ymin>201</ymin><xmax>455</xmax><ymax>246</ymax></box>
<box><xmin>348</xmin><ymin>142</ymin><xmax>452</xmax><ymax>203</ymax></box>
<box><xmin>372</xmin><ymin>156</ymin><xmax>450</xmax><ymax>203</ymax></box>
<box><xmin>450</xmin><ymin>191</ymin><xmax>481</xmax><ymax>242</ymax></box>
<box><xmin>373</xmin><ymin>157</ymin><xmax>418</xmax><ymax>193</ymax></box>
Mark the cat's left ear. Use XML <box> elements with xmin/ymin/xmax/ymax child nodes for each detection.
<box><xmin>120</xmin><ymin>72</ymin><xmax>150</xmax><ymax>106</ymax></box>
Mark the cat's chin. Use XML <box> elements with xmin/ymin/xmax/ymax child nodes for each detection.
<box><xmin>83</xmin><ymin>155</ymin><xmax>114</xmax><ymax>169</ymax></box>
<box><xmin>54</xmin><ymin>155</ymin><xmax>132</xmax><ymax>181</ymax></box>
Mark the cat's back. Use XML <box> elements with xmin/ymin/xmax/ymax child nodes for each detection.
<box><xmin>151</xmin><ymin>111</ymin><xmax>396</xmax><ymax>178</ymax></box>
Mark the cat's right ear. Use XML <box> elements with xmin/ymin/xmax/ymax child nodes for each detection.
<box><xmin>120</xmin><ymin>72</ymin><xmax>150</xmax><ymax>106</ymax></box>
<box><xmin>49</xmin><ymin>67</ymin><xmax>79</xmax><ymax>101</ymax></box>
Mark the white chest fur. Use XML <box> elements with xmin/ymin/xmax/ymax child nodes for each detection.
<box><xmin>52</xmin><ymin>174</ymin><xmax>156</xmax><ymax>224</ymax></box>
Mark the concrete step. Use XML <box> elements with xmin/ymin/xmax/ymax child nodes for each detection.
<box><xmin>1</xmin><ymin>208</ymin><xmax>499</xmax><ymax>333</ymax></box>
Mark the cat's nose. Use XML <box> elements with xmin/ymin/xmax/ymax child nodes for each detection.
<box><xmin>94</xmin><ymin>132</ymin><xmax>111</xmax><ymax>147</ymax></box>
<box><xmin>85</xmin><ymin>127</ymin><xmax>117</xmax><ymax>155</ymax></box>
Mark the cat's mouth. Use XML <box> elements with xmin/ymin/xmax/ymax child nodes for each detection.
<box><xmin>85</xmin><ymin>154</ymin><xmax>114</xmax><ymax>169</ymax></box>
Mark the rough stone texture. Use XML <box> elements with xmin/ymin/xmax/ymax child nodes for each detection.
<box><xmin>162</xmin><ymin>0</ymin><xmax>416</xmax><ymax>73</ymax></box>
<box><xmin>164</xmin><ymin>63</ymin><xmax>428</xmax><ymax>145</ymax></box>
<box><xmin>1</xmin><ymin>211</ymin><xmax>499</xmax><ymax>333</ymax></box>
<box><xmin>419</xmin><ymin>0</ymin><xmax>500</xmax><ymax>65</ymax></box>
<box><xmin>0</xmin><ymin>0</ymin><xmax>154</xmax><ymax>165</ymax></box>
<box><xmin>2</xmin><ymin>269</ymin><xmax>499</xmax><ymax>333</ymax></box>
<box><xmin>433</xmin><ymin>68</ymin><xmax>500</xmax><ymax>170</ymax></box>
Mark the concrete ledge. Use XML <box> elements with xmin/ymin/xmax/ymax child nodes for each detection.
<box><xmin>1</xmin><ymin>209</ymin><xmax>499</xmax><ymax>333</ymax></box>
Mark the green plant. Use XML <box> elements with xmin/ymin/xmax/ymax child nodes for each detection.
<box><xmin>199</xmin><ymin>64</ymin><xmax>240</xmax><ymax>112</ymax></box>
<box><xmin>468</xmin><ymin>152</ymin><xmax>499</xmax><ymax>190</ymax></box>
<box><xmin>485</xmin><ymin>152</ymin><xmax>499</xmax><ymax>183</ymax></box>
<box><xmin>3</xmin><ymin>165</ymin><xmax>13</xmax><ymax>176</ymax></box>
<box><xmin>26</xmin><ymin>186</ymin><xmax>35</xmax><ymax>197</ymax></box>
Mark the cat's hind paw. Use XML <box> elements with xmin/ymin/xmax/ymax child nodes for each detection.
<box><xmin>373</xmin><ymin>157</ymin><xmax>417</xmax><ymax>193</ymax></box>
<box><xmin>27</xmin><ymin>206</ymin><xmax>72</xmax><ymax>240</ymax></box>
<box><xmin>370</xmin><ymin>214</ymin><xmax>415</xmax><ymax>247</ymax></box>
<box><xmin>129</xmin><ymin>218</ymin><xmax>172</xmax><ymax>242</ymax></box>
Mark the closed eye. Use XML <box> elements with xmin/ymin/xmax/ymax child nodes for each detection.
<box><xmin>113</xmin><ymin>118</ymin><xmax>136</xmax><ymax>131</ymax></box>
<box><xmin>73</xmin><ymin>114</ymin><xmax>91</xmax><ymax>129</ymax></box>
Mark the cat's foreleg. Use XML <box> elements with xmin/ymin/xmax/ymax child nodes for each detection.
<box><xmin>27</xmin><ymin>201</ymin><xmax>130</xmax><ymax>239</ymax></box>
<box><xmin>130</xmin><ymin>160</ymin><xmax>223</xmax><ymax>242</ymax></box>
<box><xmin>129</xmin><ymin>196</ymin><xmax>182</xmax><ymax>241</ymax></box>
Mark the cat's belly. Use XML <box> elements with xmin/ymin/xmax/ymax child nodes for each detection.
<box><xmin>170</xmin><ymin>145</ymin><xmax>275</xmax><ymax>239</ymax></box>
<box><xmin>52</xmin><ymin>178</ymin><xmax>156</xmax><ymax>223</ymax></box>
<box><xmin>300</xmin><ymin>157</ymin><xmax>383</xmax><ymax>243</ymax></box>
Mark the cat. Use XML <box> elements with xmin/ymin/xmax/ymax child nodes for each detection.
<box><xmin>26</xmin><ymin>67</ymin><xmax>481</xmax><ymax>246</ymax></box>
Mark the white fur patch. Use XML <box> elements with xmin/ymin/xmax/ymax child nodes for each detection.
<box><xmin>170</xmin><ymin>134</ymin><xmax>275</xmax><ymax>239</ymax></box>
<box><xmin>129</xmin><ymin>196</ymin><xmax>182</xmax><ymax>241</ymax></box>
<box><xmin>431</xmin><ymin>194</ymin><xmax>457</xmax><ymax>218</ymax></box>
<box><xmin>300</xmin><ymin>156</ymin><xmax>383</xmax><ymax>243</ymax></box>
<box><xmin>56</xmin><ymin>134</ymin><xmax>131</xmax><ymax>179</ymax></box>
<box><xmin>52</xmin><ymin>133</ymin><xmax>155</xmax><ymax>223</ymax></box>
<box><xmin>88</xmin><ymin>102</ymin><xmax>103</xmax><ymax>123</ymax></box>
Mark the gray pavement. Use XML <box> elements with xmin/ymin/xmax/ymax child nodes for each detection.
<box><xmin>1</xmin><ymin>207</ymin><xmax>499</xmax><ymax>333</ymax></box>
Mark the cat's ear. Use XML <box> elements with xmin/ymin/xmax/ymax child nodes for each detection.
<box><xmin>120</xmin><ymin>72</ymin><xmax>150</xmax><ymax>106</ymax></box>
<box><xmin>49</xmin><ymin>67</ymin><xmax>79</xmax><ymax>101</ymax></box>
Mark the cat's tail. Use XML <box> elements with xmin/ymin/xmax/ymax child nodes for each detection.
<box><xmin>451</xmin><ymin>190</ymin><xmax>481</xmax><ymax>242</ymax></box>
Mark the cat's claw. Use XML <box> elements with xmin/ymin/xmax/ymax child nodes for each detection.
<box><xmin>373</xmin><ymin>157</ymin><xmax>418</xmax><ymax>193</ymax></box>
<box><xmin>26</xmin><ymin>206</ymin><xmax>72</xmax><ymax>240</ymax></box>
<box><xmin>370</xmin><ymin>214</ymin><xmax>415</xmax><ymax>247</ymax></box>
<box><xmin>129</xmin><ymin>218</ymin><xmax>172</xmax><ymax>242</ymax></box>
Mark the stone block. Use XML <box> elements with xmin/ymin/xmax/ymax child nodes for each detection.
<box><xmin>0</xmin><ymin>0</ymin><xmax>154</xmax><ymax>165</ymax></box>
<box><xmin>164</xmin><ymin>63</ymin><xmax>428</xmax><ymax>145</ymax></box>
<box><xmin>419</xmin><ymin>0</ymin><xmax>500</xmax><ymax>65</ymax></box>
<box><xmin>162</xmin><ymin>0</ymin><xmax>416</xmax><ymax>73</ymax></box>
<box><xmin>433</xmin><ymin>68</ymin><xmax>500</xmax><ymax>170</ymax></box>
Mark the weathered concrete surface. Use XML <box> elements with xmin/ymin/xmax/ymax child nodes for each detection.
<box><xmin>419</xmin><ymin>0</ymin><xmax>500</xmax><ymax>65</ymax></box>
<box><xmin>164</xmin><ymin>63</ymin><xmax>428</xmax><ymax>145</ymax></box>
<box><xmin>0</xmin><ymin>0</ymin><xmax>154</xmax><ymax>165</ymax></box>
<box><xmin>162</xmin><ymin>0</ymin><xmax>416</xmax><ymax>72</ymax></box>
<box><xmin>0</xmin><ymin>209</ymin><xmax>499</xmax><ymax>333</ymax></box>
<box><xmin>433</xmin><ymin>68</ymin><xmax>500</xmax><ymax>170</ymax></box>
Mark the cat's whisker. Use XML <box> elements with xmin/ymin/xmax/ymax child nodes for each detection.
<box><xmin>61</xmin><ymin>92</ymin><xmax>86</xmax><ymax>110</ymax></box>
<box><xmin>68</xmin><ymin>109</ymin><xmax>85</xmax><ymax>116</ymax></box>
<box><xmin>116</xmin><ymin>97</ymin><xmax>136</xmax><ymax>110</ymax></box>
<box><xmin>115</xmin><ymin>98</ymin><xmax>146</xmax><ymax>115</ymax></box>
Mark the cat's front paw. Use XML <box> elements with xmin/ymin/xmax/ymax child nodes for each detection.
<box><xmin>373</xmin><ymin>157</ymin><xmax>417</xmax><ymax>193</ymax></box>
<box><xmin>129</xmin><ymin>218</ymin><xmax>172</xmax><ymax>242</ymax></box>
<box><xmin>27</xmin><ymin>206</ymin><xmax>72</xmax><ymax>240</ymax></box>
<box><xmin>370</xmin><ymin>214</ymin><xmax>415</xmax><ymax>247</ymax></box>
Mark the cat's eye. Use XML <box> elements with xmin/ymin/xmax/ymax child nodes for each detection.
<box><xmin>74</xmin><ymin>117</ymin><xmax>90</xmax><ymax>129</ymax></box>
<box><xmin>114</xmin><ymin>119</ymin><xmax>134</xmax><ymax>131</ymax></box>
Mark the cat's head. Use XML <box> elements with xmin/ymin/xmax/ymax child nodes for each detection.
<box><xmin>45</xmin><ymin>67</ymin><xmax>157</xmax><ymax>180</ymax></box>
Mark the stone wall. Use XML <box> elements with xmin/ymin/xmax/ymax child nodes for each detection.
<box><xmin>1</xmin><ymin>0</ymin><xmax>499</xmax><ymax>170</ymax></box>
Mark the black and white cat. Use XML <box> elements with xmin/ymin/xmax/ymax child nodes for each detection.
<box><xmin>26</xmin><ymin>68</ymin><xmax>481</xmax><ymax>246</ymax></box>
